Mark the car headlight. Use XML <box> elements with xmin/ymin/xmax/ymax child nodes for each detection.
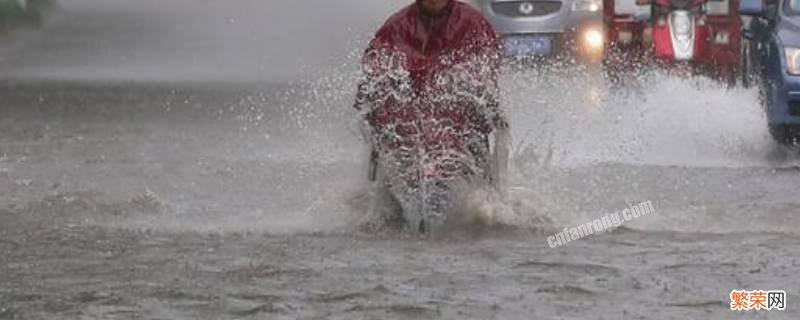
<box><xmin>786</xmin><ymin>47</ymin><xmax>800</xmax><ymax>75</ymax></box>
<box><xmin>573</xmin><ymin>0</ymin><xmax>602</xmax><ymax>12</ymax></box>
<box><xmin>583</xmin><ymin>29</ymin><xmax>604</xmax><ymax>49</ymax></box>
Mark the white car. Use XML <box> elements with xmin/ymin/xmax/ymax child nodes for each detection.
<box><xmin>467</xmin><ymin>0</ymin><xmax>605</xmax><ymax>61</ymax></box>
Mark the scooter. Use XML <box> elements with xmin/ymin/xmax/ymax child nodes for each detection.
<box><xmin>603</xmin><ymin>0</ymin><xmax>742</xmax><ymax>83</ymax></box>
<box><xmin>366</xmin><ymin>98</ymin><xmax>493</xmax><ymax>234</ymax></box>
<box><xmin>356</xmin><ymin>47</ymin><xmax>506</xmax><ymax>235</ymax></box>
<box><xmin>649</xmin><ymin>0</ymin><xmax>711</xmax><ymax>66</ymax></box>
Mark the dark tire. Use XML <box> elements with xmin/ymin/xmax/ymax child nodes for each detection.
<box><xmin>741</xmin><ymin>42</ymin><xmax>754</xmax><ymax>88</ymax></box>
<box><xmin>766</xmin><ymin>141</ymin><xmax>791</xmax><ymax>164</ymax></box>
<box><xmin>364</xmin><ymin>175</ymin><xmax>406</xmax><ymax>232</ymax></box>
<box><xmin>769</xmin><ymin>125</ymin><xmax>800</xmax><ymax>145</ymax></box>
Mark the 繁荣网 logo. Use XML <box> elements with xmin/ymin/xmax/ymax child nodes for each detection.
<box><xmin>730</xmin><ymin>290</ymin><xmax>786</xmax><ymax>311</ymax></box>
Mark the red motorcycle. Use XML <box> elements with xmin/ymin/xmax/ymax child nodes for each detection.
<box><xmin>367</xmin><ymin>103</ymin><xmax>491</xmax><ymax>234</ymax></box>
<box><xmin>603</xmin><ymin>0</ymin><xmax>742</xmax><ymax>83</ymax></box>
<box><xmin>651</xmin><ymin>0</ymin><xmax>711</xmax><ymax>63</ymax></box>
<box><xmin>356</xmin><ymin>53</ymin><xmax>499</xmax><ymax>234</ymax></box>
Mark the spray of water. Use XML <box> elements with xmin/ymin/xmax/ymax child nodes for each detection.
<box><xmin>226</xmin><ymin>52</ymin><xmax>783</xmax><ymax>235</ymax></box>
<box><xmin>74</xmin><ymin>43</ymin><xmax>781</xmax><ymax>236</ymax></box>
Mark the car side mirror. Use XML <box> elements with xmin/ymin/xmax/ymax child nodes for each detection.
<box><xmin>742</xmin><ymin>28</ymin><xmax>756</xmax><ymax>40</ymax></box>
<box><xmin>739</xmin><ymin>0</ymin><xmax>765</xmax><ymax>16</ymax></box>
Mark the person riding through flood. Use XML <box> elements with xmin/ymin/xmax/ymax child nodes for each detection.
<box><xmin>354</xmin><ymin>0</ymin><xmax>511</xmax><ymax>233</ymax></box>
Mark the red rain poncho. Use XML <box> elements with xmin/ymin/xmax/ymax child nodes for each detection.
<box><xmin>355</xmin><ymin>0</ymin><xmax>507</xmax><ymax>151</ymax></box>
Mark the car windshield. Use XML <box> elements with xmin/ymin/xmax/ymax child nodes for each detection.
<box><xmin>788</xmin><ymin>0</ymin><xmax>800</xmax><ymax>14</ymax></box>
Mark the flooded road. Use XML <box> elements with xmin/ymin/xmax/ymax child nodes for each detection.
<box><xmin>1</xmin><ymin>0</ymin><xmax>800</xmax><ymax>319</ymax></box>
<box><xmin>3</xmin><ymin>215</ymin><xmax>798</xmax><ymax>319</ymax></box>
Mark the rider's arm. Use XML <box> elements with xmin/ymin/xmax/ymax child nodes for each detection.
<box><xmin>494</xmin><ymin>128</ymin><xmax>510</xmax><ymax>192</ymax></box>
<box><xmin>489</xmin><ymin>102</ymin><xmax>510</xmax><ymax>196</ymax></box>
<box><xmin>479</xmin><ymin>25</ymin><xmax>510</xmax><ymax>194</ymax></box>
